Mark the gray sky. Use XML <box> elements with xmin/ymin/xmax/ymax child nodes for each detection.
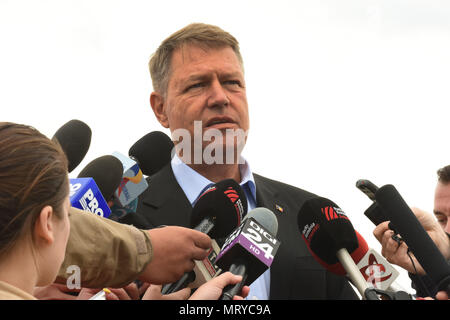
<box><xmin>2</xmin><ymin>0</ymin><xmax>450</xmax><ymax>294</ymax></box>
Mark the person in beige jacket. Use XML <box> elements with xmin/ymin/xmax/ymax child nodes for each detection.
<box><xmin>56</xmin><ymin>206</ymin><xmax>209</xmax><ymax>290</ymax></box>
<box><xmin>0</xmin><ymin>122</ymin><xmax>248</xmax><ymax>300</ymax></box>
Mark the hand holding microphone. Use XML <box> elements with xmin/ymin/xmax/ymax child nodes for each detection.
<box><xmin>140</xmin><ymin>226</ymin><xmax>212</xmax><ymax>285</ymax></box>
<box><xmin>189</xmin><ymin>272</ymin><xmax>250</xmax><ymax>300</ymax></box>
<box><xmin>374</xmin><ymin>207</ymin><xmax>450</xmax><ymax>275</ymax></box>
<box><xmin>375</xmin><ymin>184</ymin><xmax>450</xmax><ymax>295</ymax></box>
<box><xmin>138</xmin><ymin>272</ymin><xmax>250</xmax><ymax>300</ymax></box>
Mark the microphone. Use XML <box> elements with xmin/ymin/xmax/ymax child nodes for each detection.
<box><xmin>110</xmin><ymin>133</ymin><xmax>172</xmax><ymax>223</ymax></box>
<box><xmin>161</xmin><ymin>179</ymin><xmax>248</xmax><ymax>294</ymax></box>
<box><xmin>375</xmin><ymin>184</ymin><xmax>450</xmax><ymax>295</ymax></box>
<box><xmin>52</xmin><ymin>119</ymin><xmax>92</xmax><ymax>173</ymax></box>
<box><xmin>71</xmin><ymin>155</ymin><xmax>124</xmax><ymax>218</ymax></box>
<box><xmin>128</xmin><ymin>131</ymin><xmax>174</xmax><ymax>176</ymax></box>
<box><xmin>111</xmin><ymin>151</ymin><xmax>149</xmax><ymax>207</ymax></box>
<box><xmin>190</xmin><ymin>179</ymin><xmax>248</xmax><ymax>239</ymax></box>
<box><xmin>77</xmin><ymin>155</ymin><xmax>124</xmax><ymax>202</ymax></box>
<box><xmin>161</xmin><ymin>239</ymin><xmax>223</xmax><ymax>294</ymax></box>
<box><xmin>352</xmin><ymin>234</ymin><xmax>401</xmax><ymax>292</ymax></box>
<box><xmin>297</xmin><ymin>197</ymin><xmax>378</xmax><ymax>299</ymax></box>
<box><xmin>215</xmin><ymin>207</ymin><xmax>281</xmax><ymax>300</ymax></box>
<box><xmin>70</xmin><ymin>178</ymin><xmax>111</xmax><ymax>218</ymax></box>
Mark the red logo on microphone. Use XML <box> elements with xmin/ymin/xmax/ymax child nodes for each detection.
<box><xmin>224</xmin><ymin>188</ymin><xmax>239</xmax><ymax>203</ymax></box>
<box><xmin>224</xmin><ymin>187</ymin><xmax>244</xmax><ymax>225</ymax></box>
<box><xmin>321</xmin><ymin>206</ymin><xmax>350</xmax><ymax>221</ymax></box>
<box><xmin>359</xmin><ymin>253</ymin><xmax>393</xmax><ymax>287</ymax></box>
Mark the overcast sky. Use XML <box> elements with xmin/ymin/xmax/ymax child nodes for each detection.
<box><xmin>2</xmin><ymin>0</ymin><xmax>450</xmax><ymax>294</ymax></box>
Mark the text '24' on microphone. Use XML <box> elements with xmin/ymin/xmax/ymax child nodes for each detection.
<box><xmin>215</xmin><ymin>207</ymin><xmax>281</xmax><ymax>300</ymax></box>
<box><xmin>161</xmin><ymin>179</ymin><xmax>248</xmax><ymax>294</ymax></box>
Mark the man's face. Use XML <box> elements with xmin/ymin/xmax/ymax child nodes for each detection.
<box><xmin>433</xmin><ymin>181</ymin><xmax>450</xmax><ymax>234</ymax></box>
<box><xmin>151</xmin><ymin>44</ymin><xmax>249</xmax><ymax>164</ymax></box>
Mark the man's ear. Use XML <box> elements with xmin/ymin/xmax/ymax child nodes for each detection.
<box><xmin>150</xmin><ymin>92</ymin><xmax>170</xmax><ymax>128</ymax></box>
<box><xmin>34</xmin><ymin>206</ymin><xmax>55</xmax><ymax>245</ymax></box>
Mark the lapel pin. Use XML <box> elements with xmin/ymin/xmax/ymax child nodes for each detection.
<box><xmin>275</xmin><ymin>204</ymin><xmax>284</xmax><ymax>214</ymax></box>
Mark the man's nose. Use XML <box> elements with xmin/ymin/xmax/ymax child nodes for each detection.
<box><xmin>207</xmin><ymin>80</ymin><xmax>230</xmax><ymax>108</ymax></box>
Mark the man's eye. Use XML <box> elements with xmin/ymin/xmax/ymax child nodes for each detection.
<box><xmin>224</xmin><ymin>80</ymin><xmax>241</xmax><ymax>87</ymax></box>
<box><xmin>186</xmin><ymin>83</ymin><xmax>205</xmax><ymax>91</ymax></box>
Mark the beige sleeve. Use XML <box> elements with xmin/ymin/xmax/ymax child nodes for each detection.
<box><xmin>56</xmin><ymin>207</ymin><xmax>153</xmax><ymax>288</ymax></box>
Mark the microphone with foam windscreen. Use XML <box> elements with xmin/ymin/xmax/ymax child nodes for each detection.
<box><xmin>71</xmin><ymin>155</ymin><xmax>123</xmax><ymax>218</ymax></box>
<box><xmin>52</xmin><ymin>119</ymin><xmax>92</xmax><ymax>173</ymax></box>
<box><xmin>77</xmin><ymin>155</ymin><xmax>124</xmax><ymax>202</ymax></box>
<box><xmin>161</xmin><ymin>179</ymin><xmax>248</xmax><ymax>294</ymax></box>
<box><xmin>110</xmin><ymin>132</ymin><xmax>172</xmax><ymax>224</ymax></box>
<box><xmin>216</xmin><ymin>207</ymin><xmax>281</xmax><ymax>300</ymax></box>
<box><xmin>190</xmin><ymin>179</ymin><xmax>248</xmax><ymax>239</ymax></box>
<box><xmin>375</xmin><ymin>184</ymin><xmax>450</xmax><ymax>295</ymax></box>
<box><xmin>128</xmin><ymin>131</ymin><xmax>174</xmax><ymax>176</ymax></box>
<box><xmin>297</xmin><ymin>197</ymin><xmax>379</xmax><ymax>299</ymax></box>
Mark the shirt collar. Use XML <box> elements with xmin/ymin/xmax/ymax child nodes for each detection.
<box><xmin>171</xmin><ymin>154</ymin><xmax>256</xmax><ymax>205</ymax></box>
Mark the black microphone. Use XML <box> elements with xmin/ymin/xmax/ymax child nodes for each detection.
<box><xmin>128</xmin><ymin>131</ymin><xmax>174</xmax><ymax>176</ymax></box>
<box><xmin>297</xmin><ymin>197</ymin><xmax>379</xmax><ymax>299</ymax></box>
<box><xmin>112</xmin><ymin>131</ymin><xmax>173</xmax><ymax>226</ymax></box>
<box><xmin>161</xmin><ymin>179</ymin><xmax>248</xmax><ymax>294</ymax></box>
<box><xmin>77</xmin><ymin>155</ymin><xmax>124</xmax><ymax>203</ymax></box>
<box><xmin>375</xmin><ymin>184</ymin><xmax>450</xmax><ymax>295</ymax></box>
<box><xmin>52</xmin><ymin>119</ymin><xmax>92</xmax><ymax>173</ymax></box>
<box><xmin>190</xmin><ymin>179</ymin><xmax>248</xmax><ymax>239</ymax></box>
<box><xmin>216</xmin><ymin>207</ymin><xmax>280</xmax><ymax>300</ymax></box>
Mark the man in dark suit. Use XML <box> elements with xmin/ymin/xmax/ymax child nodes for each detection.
<box><xmin>130</xmin><ymin>23</ymin><xmax>358</xmax><ymax>300</ymax></box>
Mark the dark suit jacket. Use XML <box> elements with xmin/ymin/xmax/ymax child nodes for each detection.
<box><xmin>122</xmin><ymin>164</ymin><xmax>358</xmax><ymax>300</ymax></box>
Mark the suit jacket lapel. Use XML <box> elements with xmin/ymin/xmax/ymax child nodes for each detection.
<box><xmin>253</xmin><ymin>173</ymin><xmax>296</xmax><ymax>299</ymax></box>
<box><xmin>138</xmin><ymin>163</ymin><xmax>193</xmax><ymax>228</ymax></box>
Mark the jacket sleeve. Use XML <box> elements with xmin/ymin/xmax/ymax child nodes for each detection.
<box><xmin>56</xmin><ymin>207</ymin><xmax>153</xmax><ymax>288</ymax></box>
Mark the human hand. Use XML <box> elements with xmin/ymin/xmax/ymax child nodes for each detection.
<box><xmin>436</xmin><ymin>291</ymin><xmax>449</xmax><ymax>300</ymax></box>
<box><xmin>76</xmin><ymin>282</ymin><xmax>142</xmax><ymax>300</ymax></box>
<box><xmin>373</xmin><ymin>207</ymin><xmax>450</xmax><ymax>275</ymax></box>
<box><xmin>189</xmin><ymin>272</ymin><xmax>250</xmax><ymax>300</ymax></box>
<box><xmin>34</xmin><ymin>283</ymin><xmax>79</xmax><ymax>300</ymax></box>
<box><xmin>139</xmin><ymin>226</ymin><xmax>211</xmax><ymax>284</ymax></box>
<box><xmin>141</xmin><ymin>283</ymin><xmax>191</xmax><ymax>300</ymax></box>
<box><xmin>418</xmin><ymin>291</ymin><xmax>449</xmax><ymax>300</ymax></box>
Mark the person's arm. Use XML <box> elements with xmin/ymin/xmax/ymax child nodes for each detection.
<box><xmin>137</xmin><ymin>225</ymin><xmax>211</xmax><ymax>284</ymax></box>
<box><xmin>56</xmin><ymin>207</ymin><xmax>211</xmax><ymax>289</ymax></box>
